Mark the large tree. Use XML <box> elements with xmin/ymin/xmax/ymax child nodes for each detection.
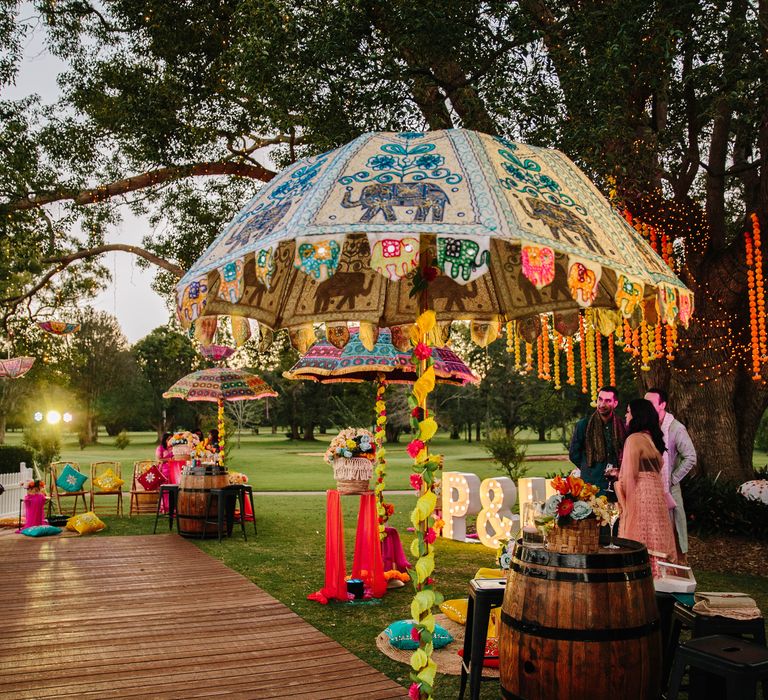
<box><xmin>1</xmin><ymin>1</ymin><xmax>765</xmax><ymax>477</ymax></box>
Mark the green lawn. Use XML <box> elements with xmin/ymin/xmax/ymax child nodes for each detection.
<box><xmin>4</xmin><ymin>429</ymin><xmax>569</xmax><ymax>490</ymax></box>
<box><xmin>6</xmin><ymin>430</ymin><xmax>768</xmax><ymax>699</ymax></box>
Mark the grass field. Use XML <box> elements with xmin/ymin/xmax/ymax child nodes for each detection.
<box><xmin>5</xmin><ymin>429</ymin><xmax>768</xmax><ymax>698</ymax></box>
<box><xmin>3</xmin><ymin>428</ymin><xmax>570</xmax><ymax>490</ymax></box>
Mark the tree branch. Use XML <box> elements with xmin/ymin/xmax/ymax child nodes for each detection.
<box><xmin>1</xmin><ymin>244</ymin><xmax>183</xmax><ymax>309</ymax></box>
<box><xmin>3</xmin><ymin>161</ymin><xmax>276</xmax><ymax>213</ymax></box>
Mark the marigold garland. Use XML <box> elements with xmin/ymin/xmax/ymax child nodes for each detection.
<box><xmin>585</xmin><ymin>310</ymin><xmax>597</xmax><ymax>405</ymax></box>
<box><xmin>511</xmin><ymin>322</ymin><xmax>522</xmax><ymax>371</ymax></box>
<box><xmin>746</xmin><ymin>229</ymin><xmax>761</xmax><ymax>379</ymax></box>
<box><xmin>541</xmin><ymin>315</ymin><xmax>551</xmax><ymax>380</ymax></box>
<box><xmin>217</xmin><ymin>400</ymin><xmax>226</xmax><ymax>465</ymax></box>
<box><xmin>608</xmin><ymin>334</ymin><xmax>616</xmax><ymax>386</ymax></box>
<box><xmin>655</xmin><ymin>323</ymin><xmax>664</xmax><ymax>359</ymax></box>
<box><xmin>595</xmin><ymin>330</ymin><xmax>603</xmax><ymax>387</ymax></box>
<box><xmin>374</xmin><ymin>377</ymin><xmax>390</xmax><ymax>539</ymax></box>
<box><xmin>525</xmin><ymin>341</ymin><xmax>533</xmax><ymax>373</ymax></box>
<box><xmin>631</xmin><ymin>325</ymin><xmax>641</xmax><ymax>358</ymax></box>
<box><xmin>665</xmin><ymin>323</ymin><xmax>677</xmax><ymax>361</ymax></box>
<box><xmin>639</xmin><ymin>320</ymin><xmax>650</xmax><ymax>371</ymax></box>
<box><xmin>752</xmin><ymin>213</ymin><xmax>766</xmax><ymax>360</ymax></box>
<box><xmin>406</xmin><ymin>310</ymin><xmax>444</xmax><ymax>700</ymax></box>
<box><xmin>536</xmin><ymin>330</ymin><xmax>544</xmax><ymax>379</ymax></box>
<box><xmin>552</xmin><ymin>330</ymin><xmax>562</xmax><ymax>390</ymax></box>
<box><xmin>579</xmin><ymin>313</ymin><xmax>588</xmax><ymax>394</ymax></box>
<box><xmin>566</xmin><ymin>336</ymin><xmax>576</xmax><ymax>386</ymax></box>
<box><xmin>623</xmin><ymin>318</ymin><xmax>633</xmax><ymax>353</ymax></box>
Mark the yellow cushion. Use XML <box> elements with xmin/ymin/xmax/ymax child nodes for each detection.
<box><xmin>439</xmin><ymin>598</ymin><xmax>497</xmax><ymax>636</ymax></box>
<box><xmin>66</xmin><ymin>511</ymin><xmax>106</xmax><ymax>535</ymax></box>
<box><xmin>0</xmin><ymin>517</ymin><xmax>20</xmax><ymax>528</ymax></box>
<box><xmin>474</xmin><ymin>567</ymin><xmax>505</xmax><ymax>579</ymax></box>
<box><xmin>93</xmin><ymin>468</ymin><xmax>124</xmax><ymax>492</ymax></box>
<box><xmin>440</xmin><ymin>598</ymin><xmax>468</xmax><ymax>624</ymax></box>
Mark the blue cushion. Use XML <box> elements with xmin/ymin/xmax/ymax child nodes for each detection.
<box><xmin>21</xmin><ymin>525</ymin><xmax>62</xmax><ymax>537</ymax></box>
<box><xmin>384</xmin><ymin>620</ymin><xmax>454</xmax><ymax>650</ymax></box>
<box><xmin>56</xmin><ymin>464</ymin><xmax>87</xmax><ymax>493</ymax></box>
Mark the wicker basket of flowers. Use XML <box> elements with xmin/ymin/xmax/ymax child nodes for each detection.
<box><xmin>325</xmin><ymin>428</ymin><xmax>376</xmax><ymax>495</ymax></box>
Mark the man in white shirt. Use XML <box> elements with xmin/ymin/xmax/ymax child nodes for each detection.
<box><xmin>645</xmin><ymin>387</ymin><xmax>697</xmax><ymax>562</ymax></box>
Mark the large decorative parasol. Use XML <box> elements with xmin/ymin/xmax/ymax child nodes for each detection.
<box><xmin>37</xmin><ymin>321</ymin><xmax>80</xmax><ymax>335</ymax></box>
<box><xmin>163</xmin><ymin>368</ymin><xmax>277</xmax><ymax>467</ymax></box>
<box><xmin>0</xmin><ymin>356</ymin><xmax>35</xmax><ymax>379</ymax></box>
<box><xmin>284</xmin><ymin>327</ymin><xmax>477</xmax><ymax>386</ymax></box>
<box><xmin>198</xmin><ymin>344</ymin><xmax>236</xmax><ymax>363</ymax></box>
<box><xmin>175</xmin><ymin>128</ymin><xmax>692</xmax><ymax>699</ymax></box>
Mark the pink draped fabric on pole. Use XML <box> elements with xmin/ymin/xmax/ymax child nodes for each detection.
<box><xmin>308</xmin><ymin>489</ymin><xmax>349</xmax><ymax>604</ymax></box>
<box><xmin>382</xmin><ymin>526</ymin><xmax>411</xmax><ymax>573</ymax></box>
<box><xmin>352</xmin><ymin>493</ymin><xmax>387</xmax><ymax>598</ymax></box>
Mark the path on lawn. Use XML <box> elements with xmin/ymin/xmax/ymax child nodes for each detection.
<box><xmin>0</xmin><ymin>534</ymin><xmax>406</xmax><ymax>699</ymax></box>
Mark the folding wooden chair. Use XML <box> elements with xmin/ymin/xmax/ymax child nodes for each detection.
<box><xmin>49</xmin><ymin>461</ymin><xmax>88</xmax><ymax>516</ymax></box>
<box><xmin>130</xmin><ymin>460</ymin><xmax>161</xmax><ymax>516</ymax></box>
<box><xmin>90</xmin><ymin>461</ymin><xmax>124</xmax><ymax>516</ymax></box>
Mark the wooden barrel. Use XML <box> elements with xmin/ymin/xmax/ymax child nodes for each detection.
<box><xmin>499</xmin><ymin>539</ymin><xmax>661</xmax><ymax>700</ymax></box>
<box><xmin>177</xmin><ymin>463</ymin><xmax>229</xmax><ymax>538</ymax></box>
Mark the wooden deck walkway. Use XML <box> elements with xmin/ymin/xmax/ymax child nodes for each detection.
<box><xmin>0</xmin><ymin>535</ymin><xmax>405</xmax><ymax>699</ymax></box>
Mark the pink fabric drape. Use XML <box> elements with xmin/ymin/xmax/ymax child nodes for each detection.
<box><xmin>352</xmin><ymin>493</ymin><xmax>387</xmax><ymax>598</ymax></box>
<box><xmin>308</xmin><ymin>490</ymin><xmax>349</xmax><ymax>604</ymax></box>
<box><xmin>24</xmin><ymin>493</ymin><xmax>46</xmax><ymax>527</ymax></box>
<box><xmin>381</xmin><ymin>526</ymin><xmax>411</xmax><ymax>572</ymax></box>
<box><xmin>308</xmin><ymin>490</ymin><xmax>387</xmax><ymax>604</ymax></box>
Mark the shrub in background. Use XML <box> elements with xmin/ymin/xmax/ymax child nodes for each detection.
<box><xmin>0</xmin><ymin>445</ymin><xmax>36</xmax><ymax>472</ymax></box>
<box><xmin>114</xmin><ymin>430</ymin><xmax>131</xmax><ymax>450</ymax></box>
<box><xmin>22</xmin><ymin>424</ymin><xmax>60</xmax><ymax>469</ymax></box>
<box><xmin>484</xmin><ymin>430</ymin><xmax>529</xmax><ymax>481</ymax></box>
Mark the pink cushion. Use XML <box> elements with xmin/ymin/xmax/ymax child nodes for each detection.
<box><xmin>137</xmin><ymin>465</ymin><xmax>167</xmax><ymax>491</ymax></box>
<box><xmin>458</xmin><ymin>637</ymin><xmax>499</xmax><ymax>668</ymax></box>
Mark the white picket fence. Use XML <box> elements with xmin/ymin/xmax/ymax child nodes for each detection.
<box><xmin>0</xmin><ymin>464</ymin><xmax>34</xmax><ymax>517</ymax></box>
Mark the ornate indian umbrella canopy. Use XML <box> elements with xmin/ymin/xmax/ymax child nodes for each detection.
<box><xmin>0</xmin><ymin>356</ymin><xmax>35</xmax><ymax>379</ymax></box>
<box><xmin>37</xmin><ymin>321</ymin><xmax>80</xmax><ymax>335</ymax></box>
<box><xmin>284</xmin><ymin>327</ymin><xmax>478</xmax><ymax>385</ymax></box>
<box><xmin>162</xmin><ymin>367</ymin><xmax>277</xmax><ymax>403</ymax></box>
<box><xmin>176</xmin><ymin>128</ymin><xmax>692</xmax><ymax>348</ymax></box>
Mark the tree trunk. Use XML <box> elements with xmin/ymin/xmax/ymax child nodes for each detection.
<box><xmin>385</xmin><ymin>424</ymin><xmax>401</xmax><ymax>443</ymax></box>
<box><xmin>475</xmin><ymin>423</ymin><xmax>481</xmax><ymax>442</ymax></box>
<box><xmin>303</xmin><ymin>423</ymin><xmax>315</xmax><ymax>441</ymax></box>
<box><xmin>538</xmin><ymin>426</ymin><xmax>547</xmax><ymax>442</ymax></box>
<box><xmin>0</xmin><ymin>415</ymin><xmax>5</xmax><ymax>444</ymax></box>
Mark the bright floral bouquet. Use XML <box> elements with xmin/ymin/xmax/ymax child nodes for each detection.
<box><xmin>23</xmin><ymin>479</ymin><xmax>46</xmax><ymax>493</ymax></box>
<box><xmin>544</xmin><ymin>475</ymin><xmax>612</xmax><ymax>527</ymax></box>
<box><xmin>192</xmin><ymin>437</ymin><xmax>220</xmax><ymax>462</ymax></box>
<box><xmin>228</xmin><ymin>471</ymin><xmax>248</xmax><ymax>485</ymax></box>
<box><xmin>170</xmin><ymin>431</ymin><xmax>200</xmax><ymax>458</ymax></box>
<box><xmin>324</xmin><ymin>427</ymin><xmax>376</xmax><ymax>464</ymax></box>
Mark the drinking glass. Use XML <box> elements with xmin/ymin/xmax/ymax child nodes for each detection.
<box><xmin>603</xmin><ymin>502</ymin><xmax>621</xmax><ymax>549</ymax></box>
<box><xmin>522</xmin><ymin>501</ymin><xmax>546</xmax><ymax>548</ymax></box>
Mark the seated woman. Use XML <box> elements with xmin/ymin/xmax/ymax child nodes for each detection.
<box><xmin>616</xmin><ymin>398</ymin><xmax>677</xmax><ymax>577</ymax></box>
<box><xmin>207</xmin><ymin>429</ymin><xmax>220</xmax><ymax>452</ymax></box>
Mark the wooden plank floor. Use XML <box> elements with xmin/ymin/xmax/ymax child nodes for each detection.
<box><xmin>0</xmin><ymin>535</ymin><xmax>405</xmax><ymax>699</ymax></box>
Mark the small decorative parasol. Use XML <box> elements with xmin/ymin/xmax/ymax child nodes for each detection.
<box><xmin>37</xmin><ymin>321</ymin><xmax>81</xmax><ymax>335</ymax></box>
<box><xmin>163</xmin><ymin>368</ymin><xmax>278</xmax><ymax>467</ymax></box>
<box><xmin>0</xmin><ymin>356</ymin><xmax>35</xmax><ymax>379</ymax></box>
<box><xmin>284</xmin><ymin>327</ymin><xmax>478</xmax><ymax>386</ymax></box>
<box><xmin>199</xmin><ymin>344</ymin><xmax>236</xmax><ymax>362</ymax></box>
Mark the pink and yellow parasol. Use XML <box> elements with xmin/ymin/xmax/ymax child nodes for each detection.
<box><xmin>37</xmin><ymin>321</ymin><xmax>80</xmax><ymax>335</ymax></box>
<box><xmin>163</xmin><ymin>367</ymin><xmax>277</xmax><ymax>403</ymax></box>
<box><xmin>0</xmin><ymin>356</ymin><xmax>35</xmax><ymax>379</ymax></box>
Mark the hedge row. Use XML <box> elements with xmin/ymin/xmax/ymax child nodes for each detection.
<box><xmin>0</xmin><ymin>445</ymin><xmax>36</xmax><ymax>473</ymax></box>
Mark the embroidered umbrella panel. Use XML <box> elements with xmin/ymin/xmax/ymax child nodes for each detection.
<box><xmin>162</xmin><ymin>368</ymin><xmax>278</xmax><ymax>403</ymax></box>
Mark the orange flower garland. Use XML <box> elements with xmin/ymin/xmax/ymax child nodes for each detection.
<box><xmin>552</xmin><ymin>330</ymin><xmax>562</xmax><ymax>390</ymax></box>
<box><xmin>536</xmin><ymin>330</ymin><xmax>544</xmax><ymax>379</ymax></box>
<box><xmin>655</xmin><ymin>323</ymin><xmax>664</xmax><ymax>359</ymax></box>
<box><xmin>623</xmin><ymin>318</ymin><xmax>633</xmax><ymax>353</ymax></box>
<box><xmin>541</xmin><ymin>315</ymin><xmax>551</xmax><ymax>381</ymax></box>
<box><xmin>746</xmin><ymin>228</ymin><xmax>761</xmax><ymax>379</ymax></box>
<box><xmin>566</xmin><ymin>336</ymin><xmax>576</xmax><ymax>386</ymax></box>
<box><xmin>374</xmin><ymin>378</ymin><xmax>390</xmax><ymax>539</ymax></box>
<box><xmin>608</xmin><ymin>334</ymin><xmax>616</xmax><ymax>386</ymax></box>
<box><xmin>665</xmin><ymin>323</ymin><xmax>677</xmax><ymax>361</ymax></box>
<box><xmin>639</xmin><ymin>320</ymin><xmax>650</xmax><ymax>371</ymax></box>
<box><xmin>579</xmin><ymin>314</ymin><xmax>588</xmax><ymax>394</ymax></box>
<box><xmin>595</xmin><ymin>330</ymin><xmax>603</xmax><ymax>387</ymax></box>
<box><xmin>585</xmin><ymin>310</ymin><xmax>597</xmax><ymax>405</ymax></box>
<box><xmin>752</xmin><ymin>213</ymin><xmax>766</xmax><ymax>359</ymax></box>
<box><xmin>525</xmin><ymin>342</ymin><xmax>534</xmax><ymax>373</ymax></box>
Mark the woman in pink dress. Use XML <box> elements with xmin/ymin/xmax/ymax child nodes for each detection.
<box><xmin>155</xmin><ymin>432</ymin><xmax>173</xmax><ymax>479</ymax></box>
<box><xmin>616</xmin><ymin>398</ymin><xmax>677</xmax><ymax>577</ymax></box>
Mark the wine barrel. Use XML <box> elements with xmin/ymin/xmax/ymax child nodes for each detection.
<box><xmin>499</xmin><ymin>539</ymin><xmax>661</xmax><ymax>700</ymax></box>
<box><xmin>177</xmin><ymin>463</ymin><xmax>229</xmax><ymax>538</ymax></box>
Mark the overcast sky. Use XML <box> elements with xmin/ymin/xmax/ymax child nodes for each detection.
<box><xmin>7</xmin><ymin>11</ymin><xmax>180</xmax><ymax>343</ymax></box>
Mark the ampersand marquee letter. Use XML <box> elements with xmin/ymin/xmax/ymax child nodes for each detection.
<box><xmin>476</xmin><ymin>477</ymin><xmax>519</xmax><ymax>548</ymax></box>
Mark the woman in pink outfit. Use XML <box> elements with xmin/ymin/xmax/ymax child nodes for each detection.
<box><xmin>616</xmin><ymin>398</ymin><xmax>677</xmax><ymax>577</ymax></box>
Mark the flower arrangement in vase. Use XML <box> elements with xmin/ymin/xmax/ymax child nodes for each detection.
<box><xmin>325</xmin><ymin>428</ymin><xmax>376</xmax><ymax>494</ymax></box>
<box><xmin>192</xmin><ymin>437</ymin><xmax>221</xmax><ymax>464</ymax></box>
<box><xmin>169</xmin><ymin>431</ymin><xmax>200</xmax><ymax>459</ymax></box>
<box><xmin>543</xmin><ymin>475</ymin><xmax>612</xmax><ymax>553</ymax></box>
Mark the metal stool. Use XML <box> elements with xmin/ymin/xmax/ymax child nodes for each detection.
<box><xmin>153</xmin><ymin>485</ymin><xmax>179</xmax><ymax>534</ymax></box>
<box><xmin>235</xmin><ymin>484</ymin><xmax>257</xmax><ymax>535</ymax></box>
<box><xmin>203</xmin><ymin>486</ymin><xmax>248</xmax><ymax>543</ymax></box>
<box><xmin>665</xmin><ymin>602</ymin><xmax>766</xmax><ymax>685</ymax></box>
<box><xmin>667</xmin><ymin>634</ymin><xmax>768</xmax><ymax>700</ymax></box>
